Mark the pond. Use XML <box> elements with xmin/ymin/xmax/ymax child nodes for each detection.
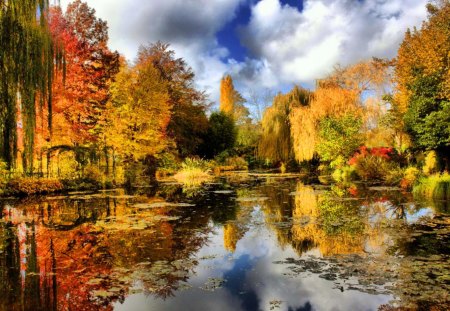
<box><xmin>0</xmin><ymin>174</ymin><xmax>448</xmax><ymax>311</ymax></box>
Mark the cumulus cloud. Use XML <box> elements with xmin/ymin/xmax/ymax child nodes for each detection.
<box><xmin>60</xmin><ymin>0</ymin><xmax>428</xmax><ymax>103</ymax></box>
<box><xmin>238</xmin><ymin>0</ymin><xmax>428</xmax><ymax>85</ymax></box>
<box><xmin>60</xmin><ymin>0</ymin><xmax>245</xmax><ymax>102</ymax></box>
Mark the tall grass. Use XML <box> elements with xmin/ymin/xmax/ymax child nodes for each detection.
<box><xmin>413</xmin><ymin>173</ymin><xmax>450</xmax><ymax>200</ymax></box>
<box><xmin>173</xmin><ymin>158</ymin><xmax>212</xmax><ymax>187</ymax></box>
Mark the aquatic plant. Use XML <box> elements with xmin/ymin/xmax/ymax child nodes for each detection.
<box><xmin>173</xmin><ymin>158</ymin><xmax>212</xmax><ymax>186</ymax></box>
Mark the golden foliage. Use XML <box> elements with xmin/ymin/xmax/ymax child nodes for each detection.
<box><xmin>219</xmin><ymin>75</ymin><xmax>248</xmax><ymax>124</ymax></box>
<box><xmin>258</xmin><ymin>86</ymin><xmax>311</xmax><ymax>163</ymax></box>
<box><xmin>290</xmin><ymin>87</ymin><xmax>360</xmax><ymax>161</ymax></box>
<box><xmin>105</xmin><ymin>59</ymin><xmax>172</xmax><ymax>160</ymax></box>
<box><xmin>395</xmin><ymin>2</ymin><xmax>450</xmax><ymax>111</ymax></box>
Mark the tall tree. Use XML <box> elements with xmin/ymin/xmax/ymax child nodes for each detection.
<box><xmin>137</xmin><ymin>42</ymin><xmax>209</xmax><ymax>157</ymax></box>
<box><xmin>258</xmin><ymin>86</ymin><xmax>311</xmax><ymax>164</ymax></box>
<box><xmin>105</xmin><ymin>59</ymin><xmax>171</xmax><ymax>161</ymax></box>
<box><xmin>0</xmin><ymin>0</ymin><xmax>58</xmax><ymax>170</ymax></box>
<box><xmin>290</xmin><ymin>86</ymin><xmax>360</xmax><ymax>162</ymax></box>
<box><xmin>395</xmin><ymin>1</ymin><xmax>450</xmax><ymax>168</ymax></box>
<box><xmin>49</xmin><ymin>1</ymin><xmax>119</xmax><ymax>145</ymax></box>
<box><xmin>219</xmin><ymin>75</ymin><xmax>248</xmax><ymax>124</ymax></box>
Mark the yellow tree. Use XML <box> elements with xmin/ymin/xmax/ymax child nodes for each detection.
<box><xmin>394</xmin><ymin>1</ymin><xmax>450</xmax><ymax>166</ymax></box>
<box><xmin>290</xmin><ymin>86</ymin><xmax>361</xmax><ymax>162</ymax></box>
<box><xmin>219</xmin><ymin>75</ymin><xmax>248</xmax><ymax>123</ymax></box>
<box><xmin>258</xmin><ymin>86</ymin><xmax>311</xmax><ymax>164</ymax></box>
<box><xmin>105</xmin><ymin>59</ymin><xmax>171</xmax><ymax>161</ymax></box>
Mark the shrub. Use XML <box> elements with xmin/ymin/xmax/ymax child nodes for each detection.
<box><xmin>0</xmin><ymin>161</ymin><xmax>9</xmax><ymax>193</ymax></box>
<box><xmin>400</xmin><ymin>167</ymin><xmax>421</xmax><ymax>190</ymax></box>
<box><xmin>332</xmin><ymin>165</ymin><xmax>357</xmax><ymax>183</ymax></box>
<box><xmin>83</xmin><ymin>164</ymin><xmax>103</xmax><ymax>183</ymax></box>
<box><xmin>157</xmin><ymin>153</ymin><xmax>180</xmax><ymax>175</ymax></box>
<box><xmin>224</xmin><ymin>156</ymin><xmax>248</xmax><ymax>170</ymax></box>
<box><xmin>423</xmin><ymin>151</ymin><xmax>439</xmax><ymax>176</ymax></box>
<box><xmin>7</xmin><ymin>178</ymin><xmax>63</xmax><ymax>196</ymax></box>
<box><xmin>181</xmin><ymin>158</ymin><xmax>213</xmax><ymax>171</ymax></box>
<box><xmin>349</xmin><ymin>146</ymin><xmax>400</xmax><ymax>182</ymax></box>
<box><xmin>413</xmin><ymin>173</ymin><xmax>450</xmax><ymax>200</ymax></box>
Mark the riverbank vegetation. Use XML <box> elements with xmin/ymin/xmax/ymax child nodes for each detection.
<box><xmin>0</xmin><ymin>1</ymin><xmax>449</xmax><ymax>199</ymax></box>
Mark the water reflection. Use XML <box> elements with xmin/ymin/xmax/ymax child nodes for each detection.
<box><xmin>0</xmin><ymin>178</ymin><xmax>448</xmax><ymax>311</ymax></box>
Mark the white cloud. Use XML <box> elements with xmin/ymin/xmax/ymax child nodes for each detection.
<box><xmin>238</xmin><ymin>0</ymin><xmax>428</xmax><ymax>86</ymax></box>
<box><xmin>60</xmin><ymin>0</ymin><xmax>245</xmax><ymax>103</ymax></box>
<box><xmin>59</xmin><ymin>0</ymin><xmax>428</xmax><ymax>104</ymax></box>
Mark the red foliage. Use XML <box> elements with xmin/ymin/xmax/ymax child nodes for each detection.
<box><xmin>48</xmin><ymin>5</ymin><xmax>119</xmax><ymax>144</ymax></box>
<box><xmin>348</xmin><ymin>146</ymin><xmax>395</xmax><ymax>166</ymax></box>
<box><xmin>348</xmin><ymin>185</ymin><xmax>359</xmax><ymax>196</ymax></box>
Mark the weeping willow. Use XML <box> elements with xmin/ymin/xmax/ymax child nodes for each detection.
<box><xmin>0</xmin><ymin>0</ymin><xmax>60</xmax><ymax>172</ymax></box>
<box><xmin>258</xmin><ymin>86</ymin><xmax>312</xmax><ymax>163</ymax></box>
<box><xmin>290</xmin><ymin>87</ymin><xmax>361</xmax><ymax>162</ymax></box>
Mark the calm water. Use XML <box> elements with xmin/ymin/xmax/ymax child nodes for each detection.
<box><xmin>0</xmin><ymin>174</ymin><xmax>449</xmax><ymax>311</ymax></box>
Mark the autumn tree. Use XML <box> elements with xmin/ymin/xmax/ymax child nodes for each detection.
<box><xmin>258</xmin><ymin>86</ymin><xmax>311</xmax><ymax>164</ymax></box>
<box><xmin>136</xmin><ymin>42</ymin><xmax>209</xmax><ymax>157</ymax></box>
<box><xmin>290</xmin><ymin>86</ymin><xmax>361</xmax><ymax>162</ymax></box>
<box><xmin>105</xmin><ymin>59</ymin><xmax>171</xmax><ymax>161</ymax></box>
<box><xmin>395</xmin><ymin>1</ymin><xmax>450</xmax><ymax>168</ymax></box>
<box><xmin>219</xmin><ymin>75</ymin><xmax>249</xmax><ymax>124</ymax></box>
<box><xmin>49</xmin><ymin>1</ymin><xmax>119</xmax><ymax>145</ymax></box>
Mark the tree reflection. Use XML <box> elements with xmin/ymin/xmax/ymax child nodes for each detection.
<box><xmin>0</xmin><ymin>190</ymin><xmax>214</xmax><ymax>310</ymax></box>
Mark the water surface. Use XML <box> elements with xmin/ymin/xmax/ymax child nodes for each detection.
<box><xmin>0</xmin><ymin>174</ymin><xmax>448</xmax><ymax>310</ymax></box>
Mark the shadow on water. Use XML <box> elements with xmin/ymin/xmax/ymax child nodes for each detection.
<box><xmin>0</xmin><ymin>175</ymin><xmax>448</xmax><ymax>310</ymax></box>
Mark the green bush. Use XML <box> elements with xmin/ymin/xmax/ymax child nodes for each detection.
<box><xmin>157</xmin><ymin>153</ymin><xmax>180</xmax><ymax>175</ymax></box>
<box><xmin>0</xmin><ymin>161</ymin><xmax>9</xmax><ymax>193</ymax></box>
<box><xmin>353</xmin><ymin>155</ymin><xmax>399</xmax><ymax>182</ymax></box>
<box><xmin>174</xmin><ymin>158</ymin><xmax>212</xmax><ymax>187</ymax></box>
<box><xmin>413</xmin><ymin>173</ymin><xmax>450</xmax><ymax>200</ymax></box>
<box><xmin>7</xmin><ymin>178</ymin><xmax>63</xmax><ymax>196</ymax></box>
<box><xmin>332</xmin><ymin>165</ymin><xmax>357</xmax><ymax>183</ymax></box>
<box><xmin>181</xmin><ymin>157</ymin><xmax>213</xmax><ymax>171</ymax></box>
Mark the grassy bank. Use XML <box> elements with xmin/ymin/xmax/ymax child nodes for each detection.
<box><xmin>413</xmin><ymin>173</ymin><xmax>450</xmax><ymax>200</ymax></box>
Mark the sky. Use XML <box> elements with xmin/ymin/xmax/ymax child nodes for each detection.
<box><xmin>59</xmin><ymin>0</ymin><xmax>429</xmax><ymax>105</ymax></box>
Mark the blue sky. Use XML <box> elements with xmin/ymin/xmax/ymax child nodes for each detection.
<box><xmin>216</xmin><ymin>0</ymin><xmax>304</xmax><ymax>62</ymax></box>
<box><xmin>60</xmin><ymin>0</ymin><xmax>429</xmax><ymax>104</ymax></box>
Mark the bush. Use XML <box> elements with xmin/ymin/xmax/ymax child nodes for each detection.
<box><xmin>332</xmin><ymin>165</ymin><xmax>357</xmax><ymax>183</ymax></box>
<box><xmin>174</xmin><ymin>158</ymin><xmax>213</xmax><ymax>187</ymax></box>
<box><xmin>7</xmin><ymin>178</ymin><xmax>63</xmax><ymax>196</ymax></box>
<box><xmin>181</xmin><ymin>158</ymin><xmax>213</xmax><ymax>171</ymax></box>
<box><xmin>349</xmin><ymin>146</ymin><xmax>400</xmax><ymax>183</ymax></box>
<box><xmin>83</xmin><ymin>164</ymin><xmax>103</xmax><ymax>183</ymax></box>
<box><xmin>157</xmin><ymin>153</ymin><xmax>180</xmax><ymax>175</ymax></box>
<box><xmin>400</xmin><ymin>166</ymin><xmax>420</xmax><ymax>190</ymax></box>
<box><xmin>423</xmin><ymin>151</ymin><xmax>439</xmax><ymax>176</ymax></box>
<box><xmin>224</xmin><ymin>156</ymin><xmax>248</xmax><ymax>170</ymax></box>
<box><xmin>413</xmin><ymin>173</ymin><xmax>450</xmax><ymax>200</ymax></box>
